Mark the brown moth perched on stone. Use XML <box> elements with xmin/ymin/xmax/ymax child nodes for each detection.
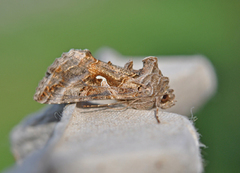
<box><xmin>34</xmin><ymin>49</ymin><xmax>175</xmax><ymax>123</ymax></box>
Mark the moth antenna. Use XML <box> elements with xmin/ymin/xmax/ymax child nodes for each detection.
<box><xmin>80</xmin><ymin>101</ymin><xmax>127</xmax><ymax>108</ymax></box>
<box><xmin>125</xmin><ymin>98</ymin><xmax>142</xmax><ymax>107</ymax></box>
<box><xmin>106</xmin><ymin>105</ymin><xmax>128</xmax><ymax>112</ymax></box>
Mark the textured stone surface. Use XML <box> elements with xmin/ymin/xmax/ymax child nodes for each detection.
<box><xmin>10</xmin><ymin>104</ymin><xmax>66</xmax><ymax>162</ymax></box>
<box><xmin>7</xmin><ymin>104</ymin><xmax>203</xmax><ymax>173</ymax></box>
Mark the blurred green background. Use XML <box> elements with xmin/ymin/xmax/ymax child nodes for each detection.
<box><xmin>0</xmin><ymin>0</ymin><xmax>239</xmax><ymax>172</ymax></box>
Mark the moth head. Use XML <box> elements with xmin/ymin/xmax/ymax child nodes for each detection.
<box><xmin>157</xmin><ymin>89</ymin><xmax>176</xmax><ymax>109</ymax></box>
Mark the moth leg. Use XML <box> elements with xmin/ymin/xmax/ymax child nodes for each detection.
<box><xmin>155</xmin><ymin>107</ymin><xmax>161</xmax><ymax>124</ymax></box>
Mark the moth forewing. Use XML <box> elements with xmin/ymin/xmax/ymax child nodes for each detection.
<box><xmin>34</xmin><ymin>49</ymin><xmax>176</xmax><ymax>123</ymax></box>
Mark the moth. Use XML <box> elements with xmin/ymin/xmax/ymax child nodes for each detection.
<box><xmin>34</xmin><ymin>49</ymin><xmax>175</xmax><ymax>123</ymax></box>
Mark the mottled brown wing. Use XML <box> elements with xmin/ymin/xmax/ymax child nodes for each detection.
<box><xmin>34</xmin><ymin>49</ymin><xmax>141</xmax><ymax>104</ymax></box>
